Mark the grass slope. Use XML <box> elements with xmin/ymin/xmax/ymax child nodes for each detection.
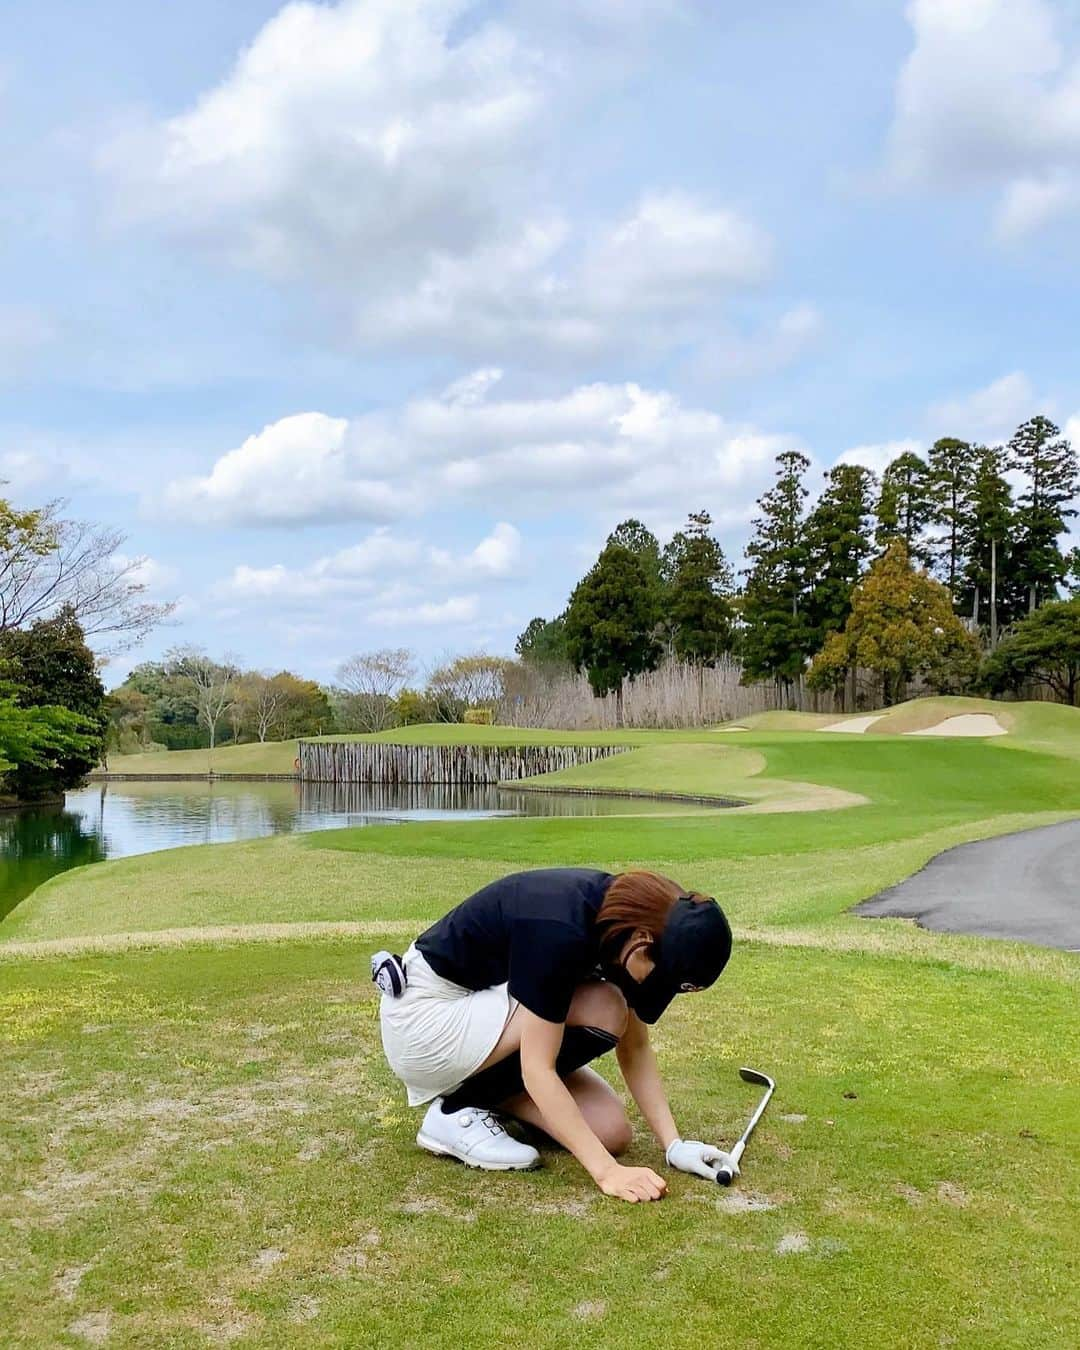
<box><xmin>104</xmin><ymin>739</ymin><xmax>300</xmax><ymax>775</ymax></box>
<box><xmin>3</xmin><ymin>701</ymin><xmax>1080</xmax><ymax>1347</ymax></box>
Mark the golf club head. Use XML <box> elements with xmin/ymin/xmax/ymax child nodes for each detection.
<box><xmin>739</xmin><ymin>1067</ymin><xmax>774</xmax><ymax>1091</ymax></box>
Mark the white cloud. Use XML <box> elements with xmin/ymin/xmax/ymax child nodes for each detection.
<box><xmin>214</xmin><ymin>523</ymin><xmax>521</xmax><ymax>609</ymax></box>
<box><xmin>997</xmin><ymin>172</ymin><xmax>1080</xmax><ymax>238</ymax></box>
<box><xmin>159</xmin><ymin>412</ymin><xmax>409</xmax><ymax>525</ymax></box>
<box><xmin>886</xmin><ymin>0</ymin><xmax>1080</xmax><ymax>236</ymax></box>
<box><xmin>103</xmin><ymin>0</ymin><xmax>541</xmax><ymax>283</ymax></box>
<box><xmin>1066</xmin><ymin>413</ymin><xmax>1080</xmax><ymax>446</ymax></box>
<box><xmin>432</xmin><ymin>522</ymin><xmax>522</xmax><ymax>579</ymax></box>
<box><xmin>835</xmin><ymin>440</ymin><xmax>922</xmax><ymax>475</ymax></box>
<box><xmin>928</xmin><ymin>371</ymin><xmax>1036</xmax><ymax>441</ymax></box>
<box><xmin>369</xmin><ymin>594</ymin><xmax>479</xmax><ymax>626</ymax></box>
<box><xmin>0</xmin><ymin>446</ymin><xmax>64</xmax><ymax>495</ymax></box>
<box><xmin>690</xmin><ymin>304</ymin><xmax>823</xmax><ymax>381</ymax></box>
<box><xmin>100</xmin><ymin>1</ymin><xmax>772</xmax><ymax>359</ymax></box>
<box><xmin>580</xmin><ymin>193</ymin><xmax>771</xmax><ymax>313</ymax></box>
<box><xmin>159</xmin><ymin>372</ymin><xmax>796</xmax><ymax>527</ymax></box>
<box><xmin>836</xmin><ymin>374</ymin><xmax>1045</xmax><ymax>469</ymax></box>
<box><xmin>112</xmin><ymin>552</ymin><xmax>178</xmax><ymax>591</ymax></box>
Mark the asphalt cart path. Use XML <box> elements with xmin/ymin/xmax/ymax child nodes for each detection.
<box><xmin>856</xmin><ymin>819</ymin><xmax>1080</xmax><ymax>950</ymax></box>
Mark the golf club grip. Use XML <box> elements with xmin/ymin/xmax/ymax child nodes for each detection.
<box><xmin>714</xmin><ymin>1164</ymin><xmax>735</xmax><ymax>1186</ymax></box>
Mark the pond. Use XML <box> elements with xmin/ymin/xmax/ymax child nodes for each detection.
<box><xmin>0</xmin><ymin>779</ymin><xmax>690</xmax><ymax>923</ymax></box>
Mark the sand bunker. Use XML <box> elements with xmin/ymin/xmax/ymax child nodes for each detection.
<box><xmin>821</xmin><ymin>715</ymin><xmax>883</xmax><ymax>734</ymax></box>
<box><xmin>907</xmin><ymin>714</ymin><xmax>1006</xmax><ymax>738</ymax></box>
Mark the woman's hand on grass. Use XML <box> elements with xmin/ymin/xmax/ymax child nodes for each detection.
<box><xmin>665</xmin><ymin>1138</ymin><xmax>738</xmax><ymax>1181</ymax></box>
<box><xmin>597</xmin><ymin>1162</ymin><xmax>668</xmax><ymax>1203</ymax></box>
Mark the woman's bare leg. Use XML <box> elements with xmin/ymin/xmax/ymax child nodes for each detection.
<box><xmin>469</xmin><ymin>981</ymin><xmax>632</xmax><ymax>1155</ymax></box>
<box><xmin>475</xmin><ymin>980</ymin><xmax>628</xmax><ymax>1071</ymax></box>
<box><xmin>502</xmin><ymin>1065</ymin><xmax>632</xmax><ymax>1156</ymax></box>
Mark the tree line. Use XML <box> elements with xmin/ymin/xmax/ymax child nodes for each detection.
<box><xmin>105</xmin><ymin>647</ymin><xmax>521</xmax><ymax>749</ymax></box>
<box><xmin>517</xmin><ymin>415</ymin><xmax>1080</xmax><ymax>717</ymax></box>
<box><xmin>107</xmin><ymin>650</ymin><xmax>334</xmax><ymax>754</ymax></box>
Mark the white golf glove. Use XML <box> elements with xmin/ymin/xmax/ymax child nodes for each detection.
<box><xmin>665</xmin><ymin>1138</ymin><xmax>739</xmax><ymax>1181</ymax></box>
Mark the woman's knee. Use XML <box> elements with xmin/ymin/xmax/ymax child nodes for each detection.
<box><xmin>566</xmin><ymin>980</ymin><xmax>628</xmax><ymax>1039</ymax></box>
<box><xmin>590</xmin><ymin>1103</ymin><xmax>632</xmax><ymax>1155</ymax></box>
<box><xmin>566</xmin><ymin>1067</ymin><xmax>633</xmax><ymax>1155</ymax></box>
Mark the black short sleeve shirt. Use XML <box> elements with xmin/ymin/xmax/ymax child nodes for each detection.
<box><xmin>415</xmin><ymin>868</ymin><xmax>614</xmax><ymax>1023</ymax></box>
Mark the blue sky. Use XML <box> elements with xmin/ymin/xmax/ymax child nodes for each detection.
<box><xmin>3</xmin><ymin>0</ymin><xmax>1079</xmax><ymax>687</ymax></box>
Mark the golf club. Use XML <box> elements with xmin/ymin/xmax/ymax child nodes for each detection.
<box><xmin>715</xmin><ymin>1066</ymin><xmax>775</xmax><ymax>1186</ymax></box>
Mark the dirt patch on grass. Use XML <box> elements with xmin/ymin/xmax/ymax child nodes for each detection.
<box><xmin>936</xmin><ymin>1181</ymin><xmax>969</xmax><ymax>1207</ymax></box>
<box><xmin>717</xmin><ymin>1191</ymin><xmax>778</xmax><ymax>1214</ymax></box>
<box><xmin>397</xmin><ymin>1196</ymin><xmax>477</xmax><ymax>1223</ymax></box>
<box><xmin>526</xmin><ymin>1196</ymin><xmax>594</xmax><ymax>1218</ymax></box>
<box><xmin>68</xmin><ymin>1311</ymin><xmax>111</xmax><ymax>1345</ymax></box>
<box><xmin>55</xmin><ymin>1263</ymin><xmax>92</xmax><ymax>1301</ymax></box>
<box><xmin>288</xmin><ymin>1295</ymin><xmax>321</xmax><ymax>1324</ymax></box>
<box><xmin>196</xmin><ymin>1294</ymin><xmax>261</xmax><ymax>1345</ymax></box>
<box><xmin>574</xmin><ymin>1300</ymin><xmax>608</xmax><ymax>1321</ymax></box>
<box><xmin>775</xmin><ymin>1232</ymin><xmax>811</xmax><ymax>1255</ymax></box>
<box><xmin>252</xmin><ymin>1247</ymin><xmax>287</xmax><ymax>1274</ymax></box>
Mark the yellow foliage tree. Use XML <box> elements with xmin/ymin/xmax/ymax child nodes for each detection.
<box><xmin>808</xmin><ymin>541</ymin><xmax>980</xmax><ymax>705</ymax></box>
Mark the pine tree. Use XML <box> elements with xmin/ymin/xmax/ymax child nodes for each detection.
<box><xmin>981</xmin><ymin>597</ymin><xmax>1080</xmax><ymax>706</ymax></box>
<box><xmin>875</xmin><ymin>452</ymin><xmax>934</xmax><ymax>567</ymax></box>
<box><xmin>1066</xmin><ymin>548</ymin><xmax>1080</xmax><ymax>599</ymax></box>
<box><xmin>515</xmin><ymin>615</ymin><xmax>569</xmax><ymax>668</ymax></box>
<box><xmin>958</xmin><ymin>446</ymin><xmax>1018</xmax><ymax>644</ymax></box>
<box><xmin>565</xmin><ymin>542</ymin><xmax>661</xmax><ymax>726</ymax></box>
<box><xmin>606</xmin><ymin>519</ymin><xmax>663</xmax><ymax>590</ymax></box>
<box><xmin>804</xmin><ymin>463</ymin><xmax>876</xmax><ymax>652</ymax></box>
<box><xmin>926</xmin><ymin>437</ymin><xmax>975</xmax><ymax>604</ymax></box>
<box><xmin>1008</xmin><ymin>416</ymin><xmax>1080</xmax><ymax>612</ymax></box>
<box><xmin>740</xmin><ymin>451</ymin><xmax>813</xmax><ymax>689</ymax></box>
<box><xmin>663</xmin><ymin>511</ymin><xmax>735</xmax><ymax>666</ymax></box>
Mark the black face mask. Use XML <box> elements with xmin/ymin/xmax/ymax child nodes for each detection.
<box><xmin>602</xmin><ymin>941</ymin><xmax>676</xmax><ymax>1024</ymax></box>
<box><xmin>603</xmin><ymin>960</ymin><xmax>639</xmax><ymax>1002</ymax></box>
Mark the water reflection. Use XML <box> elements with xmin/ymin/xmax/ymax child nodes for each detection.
<box><xmin>0</xmin><ymin>779</ymin><xmax>691</xmax><ymax>922</ymax></box>
<box><xmin>0</xmin><ymin>802</ymin><xmax>106</xmax><ymax>921</ymax></box>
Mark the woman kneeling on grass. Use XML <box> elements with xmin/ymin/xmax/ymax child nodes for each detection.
<box><xmin>375</xmin><ymin>868</ymin><xmax>735</xmax><ymax>1204</ymax></box>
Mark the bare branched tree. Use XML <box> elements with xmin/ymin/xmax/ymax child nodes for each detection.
<box><xmin>250</xmin><ymin>673</ymin><xmax>285</xmax><ymax>743</ymax></box>
<box><xmin>165</xmin><ymin>646</ymin><xmax>239</xmax><ymax>751</ymax></box>
<box><xmin>0</xmin><ymin>500</ymin><xmax>176</xmax><ymax>652</ymax></box>
<box><xmin>335</xmin><ymin>648</ymin><xmax>416</xmax><ymax>732</ymax></box>
<box><xmin>426</xmin><ymin>653</ymin><xmax>511</xmax><ymax>715</ymax></box>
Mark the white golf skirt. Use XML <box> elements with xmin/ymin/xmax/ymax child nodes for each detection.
<box><xmin>379</xmin><ymin>944</ymin><xmax>517</xmax><ymax>1106</ymax></box>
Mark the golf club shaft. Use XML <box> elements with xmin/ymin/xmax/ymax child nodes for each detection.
<box><xmin>715</xmin><ymin>1072</ymin><xmax>774</xmax><ymax>1186</ymax></box>
<box><xmin>714</xmin><ymin>1137</ymin><xmax>746</xmax><ymax>1187</ymax></box>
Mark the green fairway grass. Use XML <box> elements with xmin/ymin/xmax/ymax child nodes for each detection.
<box><xmin>102</xmin><ymin>738</ymin><xmax>302</xmax><ymax>775</ymax></box>
<box><xmin>3</xmin><ymin>698</ymin><xmax>1079</xmax><ymax>1347</ymax></box>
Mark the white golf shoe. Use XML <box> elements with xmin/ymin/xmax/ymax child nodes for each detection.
<box><xmin>416</xmin><ymin>1099</ymin><xmax>540</xmax><ymax>1171</ymax></box>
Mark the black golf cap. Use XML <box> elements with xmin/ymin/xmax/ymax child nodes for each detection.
<box><xmin>631</xmin><ymin>896</ymin><xmax>733</xmax><ymax>1024</ymax></box>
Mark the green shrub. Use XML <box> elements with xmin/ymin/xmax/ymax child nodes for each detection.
<box><xmin>463</xmin><ymin>707</ymin><xmax>494</xmax><ymax>725</ymax></box>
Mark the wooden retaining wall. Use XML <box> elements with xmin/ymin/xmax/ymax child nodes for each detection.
<box><xmin>297</xmin><ymin>740</ymin><xmax>627</xmax><ymax>785</ymax></box>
